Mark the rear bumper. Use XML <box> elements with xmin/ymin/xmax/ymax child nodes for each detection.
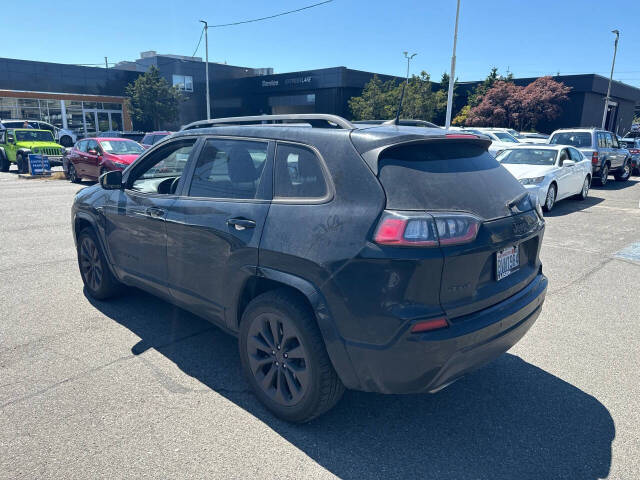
<box><xmin>343</xmin><ymin>273</ymin><xmax>547</xmax><ymax>394</ymax></box>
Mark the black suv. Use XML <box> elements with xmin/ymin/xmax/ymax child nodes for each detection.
<box><xmin>72</xmin><ymin>114</ymin><xmax>548</xmax><ymax>422</ymax></box>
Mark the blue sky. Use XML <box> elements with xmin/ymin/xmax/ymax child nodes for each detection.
<box><xmin>6</xmin><ymin>0</ymin><xmax>640</xmax><ymax>86</ymax></box>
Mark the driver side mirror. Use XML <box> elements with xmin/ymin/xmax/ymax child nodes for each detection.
<box><xmin>562</xmin><ymin>159</ymin><xmax>575</xmax><ymax>167</ymax></box>
<box><xmin>100</xmin><ymin>170</ymin><xmax>123</xmax><ymax>190</ymax></box>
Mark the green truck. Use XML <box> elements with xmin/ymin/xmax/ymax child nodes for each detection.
<box><xmin>0</xmin><ymin>128</ymin><xmax>65</xmax><ymax>173</ymax></box>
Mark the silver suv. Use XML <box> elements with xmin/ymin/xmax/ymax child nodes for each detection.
<box><xmin>549</xmin><ymin>128</ymin><xmax>631</xmax><ymax>185</ymax></box>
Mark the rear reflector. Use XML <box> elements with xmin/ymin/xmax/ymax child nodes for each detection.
<box><xmin>411</xmin><ymin>317</ymin><xmax>449</xmax><ymax>333</ymax></box>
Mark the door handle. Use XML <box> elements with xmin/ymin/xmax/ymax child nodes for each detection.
<box><xmin>146</xmin><ymin>207</ymin><xmax>166</xmax><ymax>219</ymax></box>
<box><xmin>226</xmin><ymin>217</ymin><xmax>256</xmax><ymax>231</ymax></box>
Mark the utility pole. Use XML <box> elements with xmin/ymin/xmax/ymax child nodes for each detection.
<box><xmin>104</xmin><ymin>57</ymin><xmax>108</xmax><ymax>69</ymax></box>
<box><xmin>445</xmin><ymin>0</ymin><xmax>461</xmax><ymax>129</ymax></box>
<box><xmin>403</xmin><ymin>51</ymin><xmax>417</xmax><ymax>84</ymax></box>
<box><xmin>601</xmin><ymin>29</ymin><xmax>619</xmax><ymax>130</ymax></box>
<box><xmin>200</xmin><ymin>20</ymin><xmax>211</xmax><ymax>120</ymax></box>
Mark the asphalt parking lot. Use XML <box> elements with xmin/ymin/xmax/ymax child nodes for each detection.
<box><xmin>1</xmin><ymin>170</ymin><xmax>639</xmax><ymax>479</ymax></box>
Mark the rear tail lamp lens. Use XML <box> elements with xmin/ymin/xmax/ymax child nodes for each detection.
<box><xmin>591</xmin><ymin>151</ymin><xmax>599</xmax><ymax>165</ymax></box>
<box><xmin>374</xmin><ymin>211</ymin><xmax>481</xmax><ymax>247</ymax></box>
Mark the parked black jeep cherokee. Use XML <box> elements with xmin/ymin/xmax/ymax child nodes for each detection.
<box><xmin>72</xmin><ymin>114</ymin><xmax>548</xmax><ymax>422</ymax></box>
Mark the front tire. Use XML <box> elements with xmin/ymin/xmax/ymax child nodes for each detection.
<box><xmin>543</xmin><ymin>183</ymin><xmax>556</xmax><ymax>212</ymax></box>
<box><xmin>59</xmin><ymin>135</ymin><xmax>73</xmax><ymax>147</ymax></box>
<box><xmin>614</xmin><ymin>160</ymin><xmax>630</xmax><ymax>182</ymax></box>
<box><xmin>239</xmin><ymin>289</ymin><xmax>345</xmax><ymax>423</ymax></box>
<box><xmin>16</xmin><ymin>153</ymin><xmax>28</xmax><ymax>174</ymax></box>
<box><xmin>0</xmin><ymin>153</ymin><xmax>9</xmax><ymax>172</ymax></box>
<box><xmin>77</xmin><ymin>228</ymin><xmax>122</xmax><ymax>300</ymax></box>
<box><xmin>68</xmin><ymin>164</ymin><xmax>80</xmax><ymax>183</ymax></box>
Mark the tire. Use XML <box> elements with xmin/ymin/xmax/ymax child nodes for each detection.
<box><xmin>577</xmin><ymin>176</ymin><xmax>590</xmax><ymax>201</ymax></box>
<box><xmin>0</xmin><ymin>153</ymin><xmax>9</xmax><ymax>172</ymax></box>
<box><xmin>59</xmin><ymin>135</ymin><xmax>73</xmax><ymax>147</ymax></box>
<box><xmin>68</xmin><ymin>163</ymin><xmax>80</xmax><ymax>183</ymax></box>
<box><xmin>77</xmin><ymin>228</ymin><xmax>122</xmax><ymax>300</ymax></box>
<box><xmin>16</xmin><ymin>153</ymin><xmax>28</xmax><ymax>174</ymax></box>
<box><xmin>614</xmin><ymin>160</ymin><xmax>631</xmax><ymax>182</ymax></box>
<box><xmin>599</xmin><ymin>164</ymin><xmax>609</xmax><ymax>186</ymax></box>
<box><xmin>239</xmin><ymin>289</ymin><xmax>345</xmax><ymax>423</ymax></box>
<box><xmin>543</xmin><ymin>183</ymin><xmax>556</xmax><ymax>212</ymax></box>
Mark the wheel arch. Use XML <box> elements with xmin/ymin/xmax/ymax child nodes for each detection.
<box><xmin>73</xmin><ymin>212</ymin><xmax>120</xmax><ymax>281</ymax></box>
<box><xmin>236</xmin><ymin>267</ymin><xmax>360</xmax><ymax>389</ymax></box>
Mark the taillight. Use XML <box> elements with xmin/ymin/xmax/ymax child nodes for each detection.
<box><xmin>591</xmin><ymin>151</ymin><xmax>599</xmax><ymax>165</ymax></box>
<box><xmin>630</xmin><ymin>149</ymin><xmax>640</xmax><ymax>155</ymax></box>
<box><xmin>374</xmin><ymin>211</ymin><xmax>481</xmax><ymax>247</ymax></box>
<box><xmin>411</xmin><ymin>317</ymin><xmax>449</xmax><ymax>333</ymax></box>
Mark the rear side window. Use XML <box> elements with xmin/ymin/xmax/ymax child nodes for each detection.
<box><xmin>153</xmin><ymin>134</ymin><xmax>168</xmax><ymax>144</ymax></box>
<box><xmin>141</xmin><ymin>134</ymin><xmax>153</xmax><ymax>145</ymax></box>
<box><xmin>378</xmin><ymin>142</ymin><xmax>525</xmax><ymax>220</ymax></box>
<box><xmin>189</xmin><ymin>139</ymin><xmax>268</xmax><ymax>199</ymax></box>
<box><xmin>274</xmin><ymin>143</ymin><xmax>327</xmax><ymax>199</ymax></box>
<box><xmin>550</xmin><ymin>132</ymin><xmax>592</xmax><ymax>148</ymax></box>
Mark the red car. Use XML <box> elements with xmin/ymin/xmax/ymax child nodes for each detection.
<box><xmin>66</xmin><ymin>137</ymin><xmax>144</xmax><ymax>183</ymax></box>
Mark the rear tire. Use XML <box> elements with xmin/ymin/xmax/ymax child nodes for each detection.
<box><xmin>543</xmin><ymin>183</ymin><xmax>556</xmax><ymax>212</ymax></box>
<box><xmin>577</xmin><ymin>176</ymin><xmax>590</xmax><ymax>200</ymax></box>
<box><xmin>239</xmin><ymin>289</ymin><xmax>345</xmax><ymax>423</ymax></box>
<box><xmin>599</xmin><ymin>164</ymin><xmax>609</xmax><ymax>185</ymax></box>
<box><xmin>614</xmin><ymin>160</ymin><xmax>630</xmax><ymax>182</ymax></box>
<box><xmin>77</xmin><ymin>228</ymin><xmax>122</xmax><ymax>300</ymax></box>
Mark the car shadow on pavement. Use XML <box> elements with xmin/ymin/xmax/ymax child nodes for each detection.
<box><xmin>86</xmin><ymin>289</ymin><xmax>615</xmax><ymax>480</ymax></box>
<box><xmin>543</xmin><ymin>195</ymin><xmax>604</xmax><ymax>217</ymax></box>
<box><xmin>591</xmin><ymin>178</ymin><xmax>639</xmax><ymax>190</ymax></box>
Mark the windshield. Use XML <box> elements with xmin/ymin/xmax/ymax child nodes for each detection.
<box><xmin>493</xmin><ymin>132</ymin><xmax>519</xmax><ymax>143</ymax></box>
<box><xmin>507</xmin><ymin>129</ymin><xmax>525</xmax><ymax>139</ymax></box>
<box><xmin>99</xmin><ymin>139</ymin><xmax>143</xmax><ymax>155</ymax></box>
<box><xmin>497</xmin><ymin>148</ymin><xmax>557</xmax><ymax>165</ymax></box>
<box><xmin>549</xmin><ymin>132</ymin><xmax>592</xmax><ymax>148</ymax></box>
<box><xmin>15</xmin><ymin>130</ymin><xmax>54</xmax><ymax>142</ymax></box>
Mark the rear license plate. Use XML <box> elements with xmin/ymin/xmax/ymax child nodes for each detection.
<box><xmin>496</xmin><ymin>245</ymin><xmax>520</xmax><ymax>281</ymax></box>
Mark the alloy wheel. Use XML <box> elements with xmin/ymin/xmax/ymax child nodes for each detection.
<box><xmin>601</xmin><ymin>165</ymin><xmax>609</xmax><ymax>185</ymax></box>
<box><xmin>79</xmin><ymin>236</ymin><xmax>103</xmax><ymax>292</ymax></box>
<box><xmin>69</xmin><ymin>165</ymin><xmax>77</xmax><ymax>182</ymax></box>
<box><xmin>246</xmin><ymin>312</ymin><xmax>310</xmax><ymax>406</ymax></box>
<box><xmin>622</xmin><ymin>163</ymin><xmax>630</xmax><ymax>179</ymax></box>
<box><xmin>546</xmin><ymin>185</ymin><xmax>555</xmax><ymax>211</ymax></box>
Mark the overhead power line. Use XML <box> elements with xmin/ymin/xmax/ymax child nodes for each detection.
<box><xmin>192</xmin><ymin>25</ymin><xmax>205</xmax><ymax>57</ymax></box>
<box><xmin>205</xmin><ymin>0</ymin><xmax>333</xmax><ymax>28</ymax></box>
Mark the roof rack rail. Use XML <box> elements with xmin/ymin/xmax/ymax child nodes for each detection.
<box><xmin>180</xmin><ymin>114</ymin><xmax>354</xmax><ymax>131</ymax></box>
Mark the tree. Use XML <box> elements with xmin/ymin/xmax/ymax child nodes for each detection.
<box><xmin>465</xmin><ymin>76</ymin><xmax>571</xmax><ymax>130</ymax></box>
<box><xmin>348</xmin><ymin>71</ymin><xmax>447</xmax><ymax>123</ymax></box>
<box><xmin>126</xmin><ymin>66</ymin><xmax>182</xmax><ymax>130</ymax></box>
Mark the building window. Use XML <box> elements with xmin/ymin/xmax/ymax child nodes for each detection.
<box><xmin>173</xmin><ymin>74</ymin><xmax>194</xmax><ymax>92</ymax></box>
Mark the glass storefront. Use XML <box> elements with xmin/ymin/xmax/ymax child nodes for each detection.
<box><xmin>0</xmin><ymin>96</ymin><xmax>125</xmax><ymax>138</ymax></box>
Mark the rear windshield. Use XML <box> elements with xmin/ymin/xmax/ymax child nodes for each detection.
<box><xmin>549</xmin><ymin>132</ymin><xmax>592</xmax><ymax>148</ymax></box>
<box><xmin>497</xmin><ymin>148</ymin><xmax>557</xmax><ymax>165</ymax></box>
<box><xmin>378</xmin><ymin>142</ymin><xmax>526</xmax><ymax>220</ymax></box>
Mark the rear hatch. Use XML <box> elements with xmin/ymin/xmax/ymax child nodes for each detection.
<box><xmin>375</xmin><ymin>139</ymin><xmax>544</xmax><ymax>320</ymax></box>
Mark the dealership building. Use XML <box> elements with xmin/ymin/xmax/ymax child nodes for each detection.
<box><xmin>1</xmin><ymin>52</ymin><xmax>639</xmax><ymax>136</ymax></box>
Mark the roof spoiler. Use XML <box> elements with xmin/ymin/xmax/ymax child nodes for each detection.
<box><xmin>181</xmin><ymin>114</ymin><xmax>354</xmax><ymax>131</ymax></box>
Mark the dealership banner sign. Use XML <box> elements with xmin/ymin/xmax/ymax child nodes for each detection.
<box><xmin>28</xmin><ymin>154</ymin><xmax>51</xmax><ymax>176</ymax></box>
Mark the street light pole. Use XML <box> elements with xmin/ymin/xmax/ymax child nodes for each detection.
<box><xmin>200</xmin><ymin>20</ymin><xmax>211</xmax><ymax>120</ymax></box>
<box><xmin>445</xmin><ymin>0</ymin><xmax>461</xmax><ymax>129</ymax></box>
<box><xmin>601</xmin><ymin>29</ymin><xmax>619</xmax><ymax>130</ymax></box>
<box><xmin>403</xmin><ymin>51</ymin><xmax>417</xmax><ymax>84</ymax></box>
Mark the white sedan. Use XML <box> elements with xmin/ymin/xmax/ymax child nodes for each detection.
<box><xmin>496</xmin><ymin>145</ymin><xmax>592</xmax><ymax>212</ymax></box>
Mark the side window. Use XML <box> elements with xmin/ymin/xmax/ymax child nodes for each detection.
<box><xmin>604</xmin><ymin>133</ymin><xmax>613</xmax><ymax>148</ymax></box>
<box><xmin>77</xmin><ymin>140</ymin><xmax>88</xmax><ymax>152</ymax></box>
<box><xmin>0</xmin><ymin>130</ymin><xmax>5</xmax><ymax>144</ymax></box>
<box><xmin>86</xmin><ymin>140</ymin><xmax>98</xmax><ymax>153</ymax></box>
<box><xmin>189</xmin><ymin>139</ymin><xmax>268</xmax><ymax>199</ymax></box>
<box><xmin>610</xmin><ymin>134</ymin><xmax>619</xmax><ymax>148</ymax></box>
<box><xmin>7</xmin><ymin>130</ymin><xmax>14</xmax><ymax>143</ymax></box>
<box><xmin>141</xmin><ymin>134</ymin><xmax>152</xmax><ymax>145</ymax></box>
<box><xmin>569</xmin><ymin>147</ymin><xmax>582</xmax><ymax>162</ymax></box>
<box><xmin>129</xmin><ymin>139</ymin><xmax>196</xmax><ymax>193</ymax></box>
<box><xmin>597</xmin><ymin>133</ymin><xmax>604</xmax><ymax>148</ymax></box>
<box><xmin>274</xmin><ymin>143</ymin><xmax>328</xmax><ymax>199</ymax></box>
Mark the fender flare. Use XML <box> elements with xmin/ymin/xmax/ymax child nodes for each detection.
<box><xmin>73</xmin><ymin>211</ymin><xmax>120</xmax><ymax>280</ymax></box>
<box><xmin>256</xmin><ymin>266</ymin><xmax>361</xmax><ymax>389</ymax></box>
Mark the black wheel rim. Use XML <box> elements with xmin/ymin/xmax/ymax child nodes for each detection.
<box><xmin>69</xmin><ymin>165</ymin><xmax>76</xmax><ymax>182</ymax></box>
<box><xmin>79</xmin><ymin>237</ymin><xmax>103</xmax><ymax>292</ymax></box>
<box><xmin>246</xmin><ymin>313</ymin><xmax>310</xmax><ymax>406</ymax></box>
